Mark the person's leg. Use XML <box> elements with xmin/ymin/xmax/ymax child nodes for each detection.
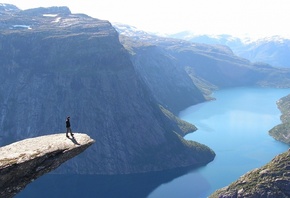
<box><xmin>66</xmin><ymin>128</ymin><xmax>69</xmax><ymax>137</ymax></box>
<box><xmin>69</xmin><ymin>127</ymin><xmax>73</xmax><ymax>136</ymax></box>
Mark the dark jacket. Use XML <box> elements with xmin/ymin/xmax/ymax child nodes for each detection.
<box><xmin>66</xmin><ymin>118</ymin><xmax>70</xmax><ymax>128</ymax></box>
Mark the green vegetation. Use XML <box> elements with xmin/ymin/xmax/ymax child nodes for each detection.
<box><xmin>132</xmin><ymin>129</ymin><xmax>215</xmax><ymax>169</ymax></box>
<box><xmin>130</xmin><ymin>105</ymin><xmax>215</xmax><ymax>169</ymax></box>
<box><xmin>159</xmin><ymin>105</ymin><xmax>197</xmax><ymax>136</ymax></box>
<box><xmin>269</xmin><ymin>94</ymin><xmax>290</xmax><ymax>144</ymax></box>
<box><xmin>174</xmin><ymin>132</ymin><xmax>215</xmax><ymax>158</ymax></box>
<box><xmin>209</xmin><ymin>150</ymin><xmax>290</xmax><ymax>197</ymax></box>
<box><xmin>185</xmin><ymin>66</ymin><xmax>218</xmax><ymax>100</ymax></box>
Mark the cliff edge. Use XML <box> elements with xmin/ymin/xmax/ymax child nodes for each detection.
<box><xmin>0</xmin><ymin>133</ymin><xmax>94</xmax><ymax>198</ymax></box>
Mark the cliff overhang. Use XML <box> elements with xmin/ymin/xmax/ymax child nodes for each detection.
<box><xmin>0</xmin><ymin>133</ymin><xmax>95</xmax><ymax>198</ymax></box>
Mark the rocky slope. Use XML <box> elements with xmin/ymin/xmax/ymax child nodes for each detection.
<box><xmin>209</xmin><ymin>149</ymin><xmax>290</xmax><ymax>198</ymax></box>
<box><xmin>269</xmin><ymin>94</ymin><xmax>290</xmax><ymax>144</ymax></box>
<box><xmin>114</xmin><ymin>24</ymin><xmax>290</xmax><ymax>113</ymax></box>
<box><xmin>0</xmin><ymin>133</ymin><xmax>94</xmax><ymax>198</ymax></box>
<box><xmin>0</xmin><ymin>5</ymin><xmax>215</xmax><ymax>174</ymax></box>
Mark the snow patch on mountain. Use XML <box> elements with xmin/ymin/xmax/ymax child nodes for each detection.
<box><xmin>255</xmin><ymin>35</ymin><xmax>287</xmax><ymax>44</ymax></box>
<box><xmin>113</xmin><ymin>22</ymin><xmax>151</xmax><ymax>37</ymax></box>
<box><xmin>12</xmin><ymin>25</ymin><xmax>32</xmax><ymax>30</ymax></box>
<box><xmin>43</xmin><ymin>14</ymin><xmax>58</xmax><ymax>17</ymax></box>
<box><xmin>0</xmin><ymin>3</ymin><xmax>19</xmax><ymax>12</ymax></box>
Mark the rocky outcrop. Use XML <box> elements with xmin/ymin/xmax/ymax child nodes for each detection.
<box><xmin>0</xmin><ymin>133</ymin><xmax>94</xmax><ymax>198</ymax></box>
<box><xmin>0</xmin><ymin>5</ymin><xmax>215</xmax><ymax>174</ymax></box>
<box><xmin>209</xmin><ymin>149</ymin><xmax>290</xmax><ymax>198</ymax></box>
<box><xmin>269</xmin><ymin>94</ymin><xmax>290</xmax><ymax>144</ymax></box>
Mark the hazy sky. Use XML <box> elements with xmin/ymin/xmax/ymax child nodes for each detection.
<box><xmin>3</xmin><ymin>0</ymin><xmax>290</xmax><ymax>39</ymax></box>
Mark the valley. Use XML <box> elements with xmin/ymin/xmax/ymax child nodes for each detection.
<box><xmin>1</xmin><ymin>3</ymin><xmax>290</xmax><ymax>197</ymax></box>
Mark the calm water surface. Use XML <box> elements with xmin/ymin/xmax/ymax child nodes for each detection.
<box><xmin>17</xmin><ymin>87</ymin><xmax>290</xmax><ymax>198</ymax></box>
<box><xmin>149</xmin><ymin>87</ymin><xmax>290</xmax><ymax>198</ymax></box>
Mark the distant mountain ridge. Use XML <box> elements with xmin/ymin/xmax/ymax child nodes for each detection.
<box><xmin>167</xmin><ymin>31</ymin><xmax>290</xmax><ymax>68</ymax></box>
<box><xmin>114</xmin><ymin>23</ymin><xmax>290</xmax><ymax>92</ymax></box>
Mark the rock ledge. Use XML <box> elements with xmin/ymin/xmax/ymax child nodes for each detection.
<box><xmin>0</xmin><ymin>133</ymin><xmax>94</xmax><ymax>198</ymax></box>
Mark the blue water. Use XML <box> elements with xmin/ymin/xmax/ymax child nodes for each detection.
<box><xmin>149</xmin><ymin>87</ymin><xmax>290</xmax><ymax>198</ymax></box>
<box><xmin>17</xmin><ymin>87</ymin><xmax>290</xmax><ymax>198</ymax></box>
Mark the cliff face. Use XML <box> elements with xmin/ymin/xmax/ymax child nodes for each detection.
<box><xmin>130</xmin><ymin>44</ymin><xmax>206</xmax><ymax>114</ymax></box>
<box><xmin>209</xmin><ymin>149</ymin><xmax>290</xmax><ymax>198</ymax></box>
<box><xmin>0</xmin><ymin>133</ymin><xmax>94</xmax><ymax>198</ymax></box>
<box><xmin>0</xmin><ymin>5</ymin><xmax>215</xmax><ymax>174</ymax></box>
<box><xmin>117</xmin><ymin>29</ymin><xmax>208</xmax><ymax>114</ymax></box>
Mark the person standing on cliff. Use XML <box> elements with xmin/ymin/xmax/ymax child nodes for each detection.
<box><xmin>66</xmin><ymin>116</ymin><xmax>73</xmax><ymax>138</ymax></box>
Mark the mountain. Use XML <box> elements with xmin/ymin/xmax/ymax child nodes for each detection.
<box><xmin>269</xmin><ymin>94</ymin><xmax>290</xmax><ymax>144</ymax></box>
<box><xmin>114</xmin><ymin>24</ymin><xmax>290</xmax><ymax>104</ymax></box>
<box><xmin>114</xmin><ymin>24</ymin><xmax>208</xmax><ymax>113</ymax></box>
<box><xmin>0</xmin><ymin>3</ymin><xmax>19</xmax><ymax>13</ymax></box>
<box><xmin>239</xmin><ymin>36</ymin><xmax>290</xmax><ymax>68</ymax></box>
<box><xmin>169</xmin><ymin>31</ymin><xmax>245</xmax><ymax>48</ymax></box>
<box><xmin>0</xmin><ymin>133</ymin><xmax>94</xmax><ymax>198</ymax></box>
<box><xmin>0</xmin><ymin>5</ymin><xmax>215</xmax><ymax>174</ymax></box>
<box><xmin>209</xmin><ymin>149</ymin><xmax>290</xmax><ymax>198</ymax></box>
<box><xmin>169</xmin><ymin>31</ymin><xmax>290</xmax><ymax>68</ymax></box>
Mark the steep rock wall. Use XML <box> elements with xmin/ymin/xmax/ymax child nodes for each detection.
<box><xmin>0</xmin><ymin>6</ymin><xmax>215</xmax><ymax>174</ymax></box>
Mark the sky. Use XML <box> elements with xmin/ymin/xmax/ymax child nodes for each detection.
<box><xmin>3</xmin><ymin>0</ymin><xmax>290</xmax><ymax>39</ymax></box>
